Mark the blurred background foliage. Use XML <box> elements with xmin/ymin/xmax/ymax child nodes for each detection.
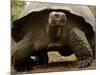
<box><xmin>11</xmin><ymin>0</ymin><xmax>26</xmax><ymax>21</ymax></box>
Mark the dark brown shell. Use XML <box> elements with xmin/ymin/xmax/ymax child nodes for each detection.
<box><xmin>12</xmin><ymin>2</ymin><xmax>95</xmax><ymax>42</ymax></box>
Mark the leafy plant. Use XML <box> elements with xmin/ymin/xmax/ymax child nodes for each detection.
<box><xmin>11</xmin><ymin>0</ymin><xmax>26</xmax><ymax>21</ymax></box>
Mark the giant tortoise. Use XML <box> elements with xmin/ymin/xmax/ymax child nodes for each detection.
<box><xmin>12</xmin><ymin>2</ymin><xmax>96</xmax><ymax>72</ymax></box>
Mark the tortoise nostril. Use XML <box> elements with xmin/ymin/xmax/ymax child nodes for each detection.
<box><xmin>55</xmin><ymin>14</ymin><xmax>59</xmax><ymax>18</ymax></box>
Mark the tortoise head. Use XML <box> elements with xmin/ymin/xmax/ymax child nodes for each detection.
<box><xmin>48</xmin><ymin>11</ymin><xmax>67</xmax><ymax>27</ymax></box>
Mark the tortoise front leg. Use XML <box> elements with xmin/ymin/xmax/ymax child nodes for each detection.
<box><xmin>12</xmin><ymin>38</ymin><xmax>36</xmax><ymax>72</ymax></box>
<box><xmin>68</xmin><ymin>28</ymin><xmax>93</xmax><ymax>68</ymax></box>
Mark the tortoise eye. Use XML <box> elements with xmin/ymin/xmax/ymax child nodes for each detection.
<box><xmin>62</xmin><ymin>14</ymin><xmax>66</xmax><ymax>18</ymax></box>
<box><xmin>60</xmin><ymin>17</ymin><xmax>66</xmax><ymax>23</ymax></box>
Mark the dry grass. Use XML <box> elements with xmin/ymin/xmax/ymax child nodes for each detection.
<box><xmin>48</xmin><ymin>52</ymin><xmax>77</xmax><ymax>63</ymax></box>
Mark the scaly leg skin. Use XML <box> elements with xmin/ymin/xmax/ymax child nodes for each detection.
<box><xmin>68</xmin><ymin>28</ymin><xmax>93</xmax><ymax>68</ymax></box>
<box><xmin>12</xmin><ymin>38</ymin><xmax>36</xmax><ymax>72</ymax></box>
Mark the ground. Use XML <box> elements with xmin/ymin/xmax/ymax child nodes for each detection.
<box><xmin>12</xmin><ymin>52</ymin><xmax>96</xmax><ymax>75</ymax></box>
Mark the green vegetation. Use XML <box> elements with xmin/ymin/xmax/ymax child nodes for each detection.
<box><xmin>11</xmin><ymin>0</ymin><xmax>26</xmax><ymax>21</ymax></box>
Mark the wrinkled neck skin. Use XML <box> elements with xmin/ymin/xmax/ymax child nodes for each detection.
<box><xmin>47</xmin><ymin>24</ymin><xmax>63</xmax><ymax>42</ymax></box>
